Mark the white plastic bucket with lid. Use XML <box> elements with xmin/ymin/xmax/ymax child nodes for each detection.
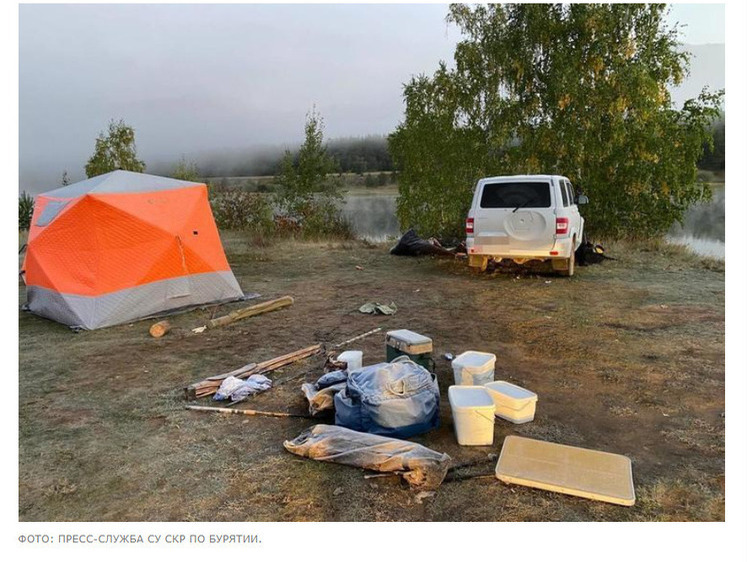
<box><xmin>337</xmin><ymin>350</ymin><xmax>363</xmax><ymax>372</ymax></box>
<box><xmin>484</xmin><ymin>381</ymin><xmax>538</xmax><ymax>424</ymax></box>
<box><xmin>452</xmin><ymin>351</ymin><xmax>497</xmax><ymax>386</ymax></box>
<box><xmin>448</xmin><ymin>385</ymin><xmax>495</xmax><ymax>445</ymax></box>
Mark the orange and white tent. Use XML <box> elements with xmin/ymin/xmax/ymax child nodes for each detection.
<box><xmin>22</xmin><ymin>170</ymin><xmax>244</xmax><ymax>329</ymax></box>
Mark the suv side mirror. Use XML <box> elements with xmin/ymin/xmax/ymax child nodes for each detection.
<box><xmin>577</xmin><ymin>194</ymin><xmax>589</xmax><ymax>205</ymax></box>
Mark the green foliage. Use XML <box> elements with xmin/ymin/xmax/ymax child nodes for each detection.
<box><xmin>209</xmin><ymin>189</ymin><xmax>274</xmax><ymax>233</ymax></box>
<box><xmin>274</xmin><ymin>109</ymin><xmax>351</xmax><ymax>237</ymax></box>
<box><xmin>389</xmin><ymin>4</ymin><xmax>724</xmax><ymax>239</ymax></box>
<box><xmin>698</xmin><ymin>118</ymin><xmax>725</xmax><ymax>171</ymax></box>
<box><xmin>172</xmin><ymin>157</ymin><xmax>200</xmax><ymax>181</ymax></box>
<box><xmin>85</xmin><ymin>119</ymin><xmax>146</xmax><ymax>178</ymax></box>
<box><xmin>297</xmin><ymin>200</ymin><xmax>355</xmax><ymax>239</ymax></box>
<box><xmin>19</xmin><ymin>191</ymin><xmax>35</xmax><ymax>230</ymax></box>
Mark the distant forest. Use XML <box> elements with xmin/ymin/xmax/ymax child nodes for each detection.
<box><xmin>188</xmin><ymin>119</ymin><xmax>723</xmax><ymax>179</ymax></box>
<box><xmin>196</xmin><ymin>135</ymin><xmax>393</xmax><ymax>178</ymax></box>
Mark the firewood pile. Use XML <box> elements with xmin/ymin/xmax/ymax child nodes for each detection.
<box><xmin>184</xmin><ymin>344</ymin><xmax>322</xmax><ymax>400</ymax></box>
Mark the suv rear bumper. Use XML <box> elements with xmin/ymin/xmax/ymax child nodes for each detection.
<box><xmin>466</xmin><ymin>236</ymin><xmax>574</xmax><ymax>260</ymax></box>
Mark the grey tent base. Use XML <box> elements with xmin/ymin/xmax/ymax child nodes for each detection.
<box><xmin>25</xmin><ymin>271</ymin><xmax>249</xmax><ymax>330</ymax></box>
<box><xmin>135</xmin><ymin>292</ymin><xmax>259</xmax><ymax>323</ymax></box>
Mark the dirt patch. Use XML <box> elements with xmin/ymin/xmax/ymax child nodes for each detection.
<box><xmin>18</xmin><ymin>234</ymin><xmax>724</xmax><ymax>521</ymax></box>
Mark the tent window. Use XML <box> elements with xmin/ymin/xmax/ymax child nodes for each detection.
<box><xmin>36</xmin><ymin>200</ymin><xmax>70</xmax><ymax>226</ymax></box>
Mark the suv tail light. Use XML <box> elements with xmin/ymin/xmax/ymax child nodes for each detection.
<box><xmin>556</xmin><ymin>217</ymin><xmax>569</xmax><ymax>235</ymax></box>
<box><xmin>466</xmin><ymin>217</ymin><xmax>474</xmax><ymax>235</ymax></box>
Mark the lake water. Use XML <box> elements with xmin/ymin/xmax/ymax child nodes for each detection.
<box><xmin>343</xmin><ymin>185</ymin><xmax>726</xmax><ymax>260</ymax></box>
<box><xmin>342</xmin><ymin>191</ymin><xmax>399</xmax><ymax>241</ymax></box>
<box><xmin>666</xmin><ymin>185</ymin><xmax>725</xmax><ymax>260</ymax></box>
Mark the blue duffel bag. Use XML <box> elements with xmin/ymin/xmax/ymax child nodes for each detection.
<box><xmin>334</xmin><ymin>357</ymin><xmax>440</xmax><ymax>438</ymax></box>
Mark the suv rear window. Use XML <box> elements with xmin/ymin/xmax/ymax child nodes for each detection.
<box><xmin>480</xmin><ymin>182</ymin><xmax>552</xmax><ymax>209</ymax></box>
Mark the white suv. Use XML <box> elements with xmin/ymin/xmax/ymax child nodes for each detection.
<box><xmin>465</xmin><ymin>175</ymin><xmax>587</xmax><ymax>276</ymax></box>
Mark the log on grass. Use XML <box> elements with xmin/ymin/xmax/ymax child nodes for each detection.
<box><xmin>206</xmin><ymin>296</ymin><xmax>294</xmax><ymax>329</ymax></box>
<box><xmin>184</xmin><ymin>344</ymin><xmax>322</xmax><ymax>400</ymax></box>
<box><xmin>149</xmin><ymin>320</ymin><xmax>171</xmax><ymax>338</ymax></box>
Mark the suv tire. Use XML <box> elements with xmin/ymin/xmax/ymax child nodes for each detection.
<box><xmin>559</xmin><ymin>238</ymin><xmax>576</xmax><ymax>277</ymax></box>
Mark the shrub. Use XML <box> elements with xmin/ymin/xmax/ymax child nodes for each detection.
<box><xmin>274</xmin><ymin>108</ymin><xmax>352</xmax><ymax>239</ymax></box>
<box><xmin>298</xmin><ymin>200</ymin><xmax>355</xmax><ymax>240</ymax></box>
<box><xmin>172</xmin><ymin>157</ymin><xmax>200</xmax><ymax>181</ymax></box>
<box><xmin>19</xmin><ymin>191</ymin><xmax>34</xmax><ymax>230</ymax></box>
<box><xmin>209</xmin><ymin>189</ymin><xmax>274</xmax><ymax>233</ymax></box>
<box><xmin>85</xmin><ymin>119</ymin><xmax>146</xmax><ymax>178</ymax></box>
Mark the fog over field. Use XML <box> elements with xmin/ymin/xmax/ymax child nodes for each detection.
<box><xmin>19</xmin><ymin>4</ymin><xmax>725</xmax><ymax>193</ymax></box>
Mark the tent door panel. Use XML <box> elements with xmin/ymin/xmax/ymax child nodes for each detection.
<box><xmin>168</xmin><ymin>235</ymin><xmax>192</xmax><ymax>298</ymax></box>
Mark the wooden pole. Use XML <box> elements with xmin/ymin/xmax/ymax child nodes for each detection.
<box><xmin>206</xmin><ymin>296</ymin><xmax>294</xmax><ymax>329</ymax></box>
<box><xmin>333</xmin><ymin>327</ymin><xmax>382</xmax><ymax>348</ymax></box>
<box><xmin>185</xmin><ymin>405</ymin><xmax>312</xmax><ymax>419</ymax></box>
<box><xmin>149</xmin><ymin>320</ymin><xmax>171</xmax><ymax>338</ymax></box>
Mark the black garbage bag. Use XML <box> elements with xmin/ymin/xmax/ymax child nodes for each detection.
<box><xmin>575</xmin><ymin>239</ymin><xmax>615</xmax><ymax>266</ymax></box>
<box><xmin>284</xmin><ymin>424</ymin><xmax>452</xmax><ymax>490</ymax></box>
<box><xmin>390</xmin><ymin>229</ymin><xmax>455</xmax><ymax>257</ymax></box>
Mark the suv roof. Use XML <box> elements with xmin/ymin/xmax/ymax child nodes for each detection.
<box><xmin>479</xmin><ymin>174</ymin><xmax>566</xmax><ymax>182</ymax></box>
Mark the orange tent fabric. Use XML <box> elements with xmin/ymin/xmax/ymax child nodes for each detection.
<box><xmin>23</xmin><ymin>170</ymin><xmax>244</xmax><ymax>329</ymax></box>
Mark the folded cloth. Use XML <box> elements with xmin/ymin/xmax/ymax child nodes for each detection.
<box><xmin>214</xmin><ymin>374</ymin><xmax>272</xmax><ymax>401</ymax></box>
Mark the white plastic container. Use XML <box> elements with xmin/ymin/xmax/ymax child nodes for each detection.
<box><xmin>452</xmin><ymin>351</ymin><xmax>497</xmax><ymax>386</ymax></box>
<box><xmin>484</xmin><ymin>381</ymin><xmax>538</xmax><ymax>424</ymax></box>
<box><xmin>337</xmin><ymin>350</ymin><xmax>363</xmax><ymax>372</ymax></box>
<box><xmin>448</xmin><ymin>385</ymin><xmax>495</xmax><ymax>446</ymax></box>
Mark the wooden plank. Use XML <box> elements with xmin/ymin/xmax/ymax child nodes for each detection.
<box><xmin>184</xmin><ymin>344</ymin><xmax>322</xmax><ymax>400</ymax></box>
<box><xmin>206</xmin><ymin>362</ymin><xmax>258</xmax><ymax>381</ymax></box>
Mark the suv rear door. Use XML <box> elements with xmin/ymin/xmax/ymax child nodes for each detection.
<box><xmin>473</xmin><ymin>179</ymin><xmax>557</xmax><ymax>253</ymax></box>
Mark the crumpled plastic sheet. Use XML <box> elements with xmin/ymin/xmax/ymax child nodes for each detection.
<box><xmin>214</xmin><ymin>374</ymin><xmax>272</xmax><ymax>401</ymax></box>
<box><xmin>300</xmin><ymin>370</ymin><xmax>348</xmax><ymax>416</ymax></box>
<box><xmin>301</xmin><ymin>382</ymin><xmax>347</xmax><ymax>416</ymax></box>
<box><xmin>284</xmin><ymin>424</ymin><xmax>452</xmax><ymax>490</ymax></box>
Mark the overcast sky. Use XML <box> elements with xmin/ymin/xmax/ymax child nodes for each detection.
<box><xmin>19</xmin><ymin>3</ymin><xmax>725</xmax><ymax>192</ymax></box>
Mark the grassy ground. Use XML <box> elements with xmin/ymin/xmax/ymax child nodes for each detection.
<box><xmin>18</xmin><ymin>234</ymin><xmax>724</xmax><ymax>521</ymax></box>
